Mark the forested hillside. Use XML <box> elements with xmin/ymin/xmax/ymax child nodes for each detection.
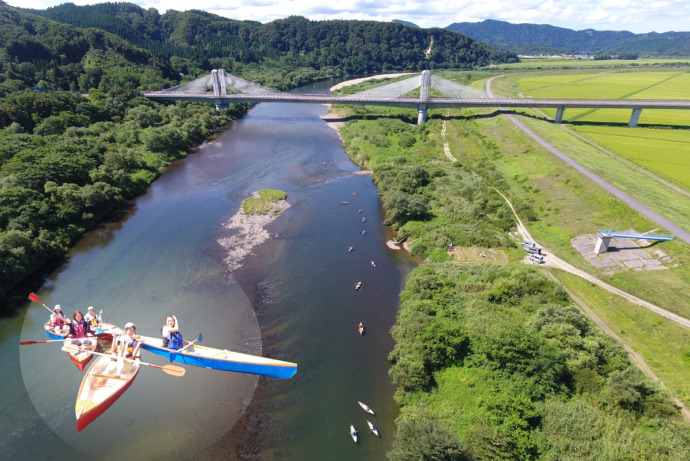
<box><xmin>0</xmin><ymin>1</ymin><xmax>516</xmax><ymax>305</ymax></box>
<box><xmin>446</xmin><ymin>19</ymin><xmax>690</xmax><ymax>56</ymax></box>
<box><xmin>24</xmin><ymin>2</ymin><xmax>518</xmax><ymax>81</ymax></box>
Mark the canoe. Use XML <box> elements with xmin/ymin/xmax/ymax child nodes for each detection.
<box><xmin>358</xmin><ymin>401</ymin><xmax>375</xmax><ymax>415</ymax></box>
<box><xmin>367</xmin><ymin>420</ymin><xmax>379</xmax><ymax>437</ymax></box>
<box><xmin>44</xmin><ymin>320</ymin><xmax>122</xmax><ymax>341</ymax></box>
<box><xmin>75</xmin><ymin>353</ymin><xmax>140</xmax><ymax>432</ymax></box>
<box><xmin>136</xmin><ymin>335</ymin><xmax>297</xmax><ymax>379</ymax></box>
<box><xmin>358</xmin><ymin>322</ymin><xmax>364</xmax><ymax>335</ymax></box>
<box><xmin>350</xmin><ymin>425</ymin><xmax>357</xmax><ymax>442</ymax></box>
<box><xmin>44</xmin><ymin>320</ymin><xmax>69</xmax><ymax>340</ymax></box>
<box><xmin>62</xmin><ymin>338</ymin><xmax>97</xmax><ymax>371</ymax></box>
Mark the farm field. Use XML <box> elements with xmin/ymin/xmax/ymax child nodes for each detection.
<box><xmin>503</xmin><ymin>70</ymin><xmax>690</xmax><ymax>190</ymax></box>
<box><xmin>488</xmin><ymin>57</ymin><xmax>690</xmax><ymax>70</ymax></box>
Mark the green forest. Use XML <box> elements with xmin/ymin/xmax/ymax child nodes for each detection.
<box><xmin>0</xmin><ymin>1</ymin><xmax>517</xmax><ymax>303</ymax></box>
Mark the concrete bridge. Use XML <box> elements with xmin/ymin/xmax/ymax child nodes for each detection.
<box><xmin>143</xmin><ymin>69</ymin><xmax>690</xmax><ymax>126</ymax></box>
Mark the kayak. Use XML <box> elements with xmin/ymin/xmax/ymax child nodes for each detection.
<box><xmin>358</xmin><ymin>322</ymin><xmax>364</xmax><ymax>335</ymax></box>
<box><xmin>136</xmin><ymin>335</ymin><xmax>298</xmax><ymax>379</ymax></box>
<box><xmin>350</xmin><ymin>425</ymin><xmax>358</xmax><ymax>442</ymax></box>
<box><xmin>358</xmin><ymin>401</ymin><xmax>375</xmax><ymax>415</ymax></box>
<box><xmin>62</xmin><ymin>338</ymin><xmax>97</xmax><ymax>371</ymax></box>
<box><xmin>75</xmin><ymin>353</ymin><xmax>140</xmax><ymax>432</ymax></box>
<box><xmin>367</xmin><ymin>420</ymin><xmax>379</xmax><ymax>437</ymax></box>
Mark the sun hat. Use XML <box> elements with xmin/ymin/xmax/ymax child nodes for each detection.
<box><xmin>54</xmin><ymin>305</ymin><xmax>62</xmax><ymax>311</ymax></box>
<box><xmin>124</xmin><ymin>322</ymin><xmax>135</xmax><ymax>329</ymax></box>
<box><xmin>87</xmin><ymin>306</ymin><xmax>94</xmax><ymax>311</ymax></box>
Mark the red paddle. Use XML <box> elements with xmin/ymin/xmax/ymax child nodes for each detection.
<box><xmin>20</xmin><ymin>339</ymin><xmax>66</xmax><ymax>345</ymax></box>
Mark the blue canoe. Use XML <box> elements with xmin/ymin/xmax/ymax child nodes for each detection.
<box><xmin>136</xmin><ymin>335</ymin><xmax>297</xmax><ymax>379</ymax></box>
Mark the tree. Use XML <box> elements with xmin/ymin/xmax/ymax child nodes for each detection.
<box><xmin>388</xmin><ymin>418</ymin><xmax>471</xmax><ymax>461</ymax></box>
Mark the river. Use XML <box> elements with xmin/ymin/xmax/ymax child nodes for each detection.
<box><xmin>1</xmin><ymin>78</ymin><xmax>416</xmax><ymax>460</ymax></box>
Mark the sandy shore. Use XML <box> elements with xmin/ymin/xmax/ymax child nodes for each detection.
<box><xmin>217</xmin><ymin>196</ymin><xmax>291</xmax><ymax>272</ymax></box>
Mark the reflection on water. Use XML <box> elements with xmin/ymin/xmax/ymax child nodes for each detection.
<box><xmin>7</xmin><ymin>78</ymin><xmax>416</xmax><ymax>460</ymax></box>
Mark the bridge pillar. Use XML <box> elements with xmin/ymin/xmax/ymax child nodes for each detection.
<box><xmin>417</xmin><ymin>70</ymin><xmax>431</xmax><ymax>124</ymax></box>
<box><xmin>594</xmin><ymin>235</ymin><xmax>612</xmax><ymax>254</ymax></box>
<box><xmin>555</xmin><ymin>106</ymin><xmax>565</xmax><ymax>123</ymax></box>
<box><xmin>212</xmin><ymin>69</ymin><xmax>229</xmax><ymax>110</ymax></box>
<box><xmin>628</xmin><ymin>108</ymin><xmax>642</xmax><ymax>127</ymax></box>
<box><xmin>417</xmin><ymin>105</ymin><xmax>428</xmax><ymax>124</ymax></box>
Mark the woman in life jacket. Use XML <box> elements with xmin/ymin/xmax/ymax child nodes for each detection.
<box><xmin>162</xmin><ymin>315</ymin><xmax>184</xmax><ymax>350</ymax></box>
<box><xmin>67</xmin><ymin>310</ymin><xmax>93</xmax><ymax>347</ymax></box>
<box><xmin>84</xmin><ymin>306</ymin><xmax>102</xmax><ymax>332</ymax></box>
<box><xmin>49</xmin><ymin>305</ymin><xmax>70</xmax><ymax>333</ymax></box>
<box><xmin>108</xmin><ymin>322</ymin><xmax>141</xmax><ymax>378</ymax></box>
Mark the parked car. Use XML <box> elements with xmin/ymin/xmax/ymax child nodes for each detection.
<box><xmin>523</xmin><ymin>245</ymin><xmax>543</xmax><ymax>255</ymax></box>
<box><xmin>529</xmin><ymin>253</ymin><xmax>544</xmax><ymax>264</ymax></box>
<box><xmin>521</xmin><ymin>241</ymin><xmax>537</xmax><ymax>248</ymax></box>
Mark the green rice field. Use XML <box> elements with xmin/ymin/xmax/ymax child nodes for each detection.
<box><xmin>504</xmin><ymin>70</ymin><xmax>690</xmax><ymax>190</ymax></box>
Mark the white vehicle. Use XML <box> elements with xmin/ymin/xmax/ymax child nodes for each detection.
<box><xmin>521</xmin><ymin>241</ymin><xmax>537</xmax><ymax>248</ymax></box>
<box><xmin>523</xmin><ymin>245</ymin><xmax>543</xmax><ymax>255</ymax></box>
<box><xmin>530</xmin><ymin>254</ymin><xmax>544</xmax><ymax>264</ymax></box>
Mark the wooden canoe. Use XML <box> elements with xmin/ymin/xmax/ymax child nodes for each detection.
<box><xmin>44</xmin><ymin>320</ymin><xmax>69</xmax><ymax>340</ymax></box>
<box><xmin>136</xmin><ymin>335</ymin><xmax>297</xmax><ymax>379</ymax></box>
<box><xmin>75</xmin><ymin>353</ymin><xmax>140</xmax><ymax>432</ymax></box>
<box><xmin>62</xmin><ymin>338</ymin><xmax>97</xmax><ymax>371</ymax></box>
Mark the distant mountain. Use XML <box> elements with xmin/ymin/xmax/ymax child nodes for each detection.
<box><xmin>393</xmin><ymin>19</ymin><xmax>419</xmax><ymax>28</ymax></box>
<box><xmin>445</xmin><ymin>19</ymin><xmax>690</xmax><ymax>56</ymax></box>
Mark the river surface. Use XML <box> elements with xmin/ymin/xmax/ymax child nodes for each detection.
<box><xmin>1</xmin><ymin>79</ymin><xmax>416</xmax><ymax>460</ymax></box>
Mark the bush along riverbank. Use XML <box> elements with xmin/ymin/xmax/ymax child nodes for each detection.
<box><xmin>331</xmin><ymin>79</ymin><xmax>690</xmax><ymax>459</ymax></box>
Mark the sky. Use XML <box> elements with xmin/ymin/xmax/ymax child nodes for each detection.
<box><xmin>5</xmin><ymin>0</ymin><xmax>690</xmax><ymax>34</ymax></box>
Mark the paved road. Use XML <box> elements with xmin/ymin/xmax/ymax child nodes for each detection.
<box><xmin>485</xmin><ymin>76</ymin><xmax>690</xmax><ymax>244</ymax></box>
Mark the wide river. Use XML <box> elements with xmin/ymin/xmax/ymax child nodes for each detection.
<box><xmin>1</xmin><ymin>79</ymin><xmax>416</xmax><ymax>460</ymax></box>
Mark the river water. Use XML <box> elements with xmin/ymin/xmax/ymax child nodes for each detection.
<box><xmin>1</xmin><ymin>79</ymin><xmax>416</xmax><ymax>460</ymax></box>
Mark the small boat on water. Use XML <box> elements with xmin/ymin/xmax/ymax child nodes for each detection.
<box><xmin>62</xmin><ymin>338</ymin><xmax>97</xmax><ymax>371</ymax></box>
<box><xmin>358</xmin><ymin>322</ymin><xmax>364</xmax><ymax>335</ymax></box>
<box><xmin>361</xmin><ymin>217</ymin><xmax>366</xmax><ymax>222</ymax></box>
<box><xmin>44</xmin><ymin>321</ymin><xmax>122</xmax><ymax>341</ymax></box>
<box><xmin>355</xmin><ymin>281</ymin><xmax>362</xmax><ymax>291</ymax></box>
<box><xmin>367</xmin><ymin>420</ymin><xmax>380</xmax><ymax>437</ymax></box>
<box><xmin>137</xmin><ymin>335</ymin><xmax>297</xmax><ymax>379</ymax></box>
<box><xmin>75</xmin><ymin>353</ymin><xmax>140</xmax><ymax>432</ymax></box>
<box><xmin>350</xmin><ymin>425</ymin><xmax>358</xmax><ymax>442</ymax></box>
<box><xmin>361</xmin><ymin>230</ymin><xmax>366</xmax><ymax>235</ymax></box>
<box><xmin>370</xmin><ymin>261</ymin><xmax>376</xmax><ymax>268</ymax></box>
<box><xmin>358</xmin><ymin>401</ymin><xmax>375</xmax><ymax>415</ymax></box>
<box><xmin>348</xmin><ymin>246</ymin><xmax>353</xmax><ymax>252</ymax></box>
<box><xmin>340</xmin><ymin>201</ymin><xmax>349</xmax><ymax>205</ymax></box>
<box><xmin>44</xmin><ymin>320</ymin><xmax>69</xmax><ymax>340</ymax></box>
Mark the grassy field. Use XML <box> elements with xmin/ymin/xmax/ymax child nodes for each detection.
<box><xmin>433</xmin><ymin>73</ymin><xmax>690</xmax><ymax>413</ymax></box>
<box><xmin>485</xmin><ymin>57</ymin><xmax>690</xmax><ymax>70</ymax></box>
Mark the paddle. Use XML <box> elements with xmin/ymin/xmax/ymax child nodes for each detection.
<box><xmin>64</xmin><ymin>345</ymin><xmax>186</xmax><ymax>377</ymax></box>
<box><xmin>20</xmin><ymin>339</ymin><xmax>66</xmax><ymax>345</ymax></box>
<box><xmin>169</xmin><ymin>333</ymin><xmax>202</xmax><ymax>363</ymax></box>
<box><xmin>28</xmin><ymin>292</ymin><xmax>69</xmax><ymax>326</ymax></box>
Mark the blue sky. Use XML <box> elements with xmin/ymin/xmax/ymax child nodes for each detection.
<box><xmin>6</xmin><ymin>0</ymin><xmax>690</xmax><ymax>34</ymax></box>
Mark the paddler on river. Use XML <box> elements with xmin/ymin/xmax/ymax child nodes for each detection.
<box><xmin>107</xmin><ymin>322</ymin><xmax>142</xmax><ymax>378</ymax></box>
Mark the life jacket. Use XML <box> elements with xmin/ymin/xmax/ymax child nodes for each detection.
<box><xmin>85</xmin><ymin>313</ymin><xmax>100</xmax><ymax>328</ymax></box>
<box><xmin>50</xmin><ymin>313</ymin><xmax>66</xmax><ymax>328</ymax></box>
<box><xmin>163</xmin><ymin>330</ymin><xmax>184</xmax><ymax>350</ymax></box>
<box><xmin>70</xmin><ymin>319</ymin><xmax>89</xmax><ymax>338</ymax></box>
<box><xmin>115</xmin><ymin>335</ymin><xmax>139</xmax><ymax>359</ymax></box>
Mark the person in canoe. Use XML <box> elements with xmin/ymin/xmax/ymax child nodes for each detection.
<box><xmin>162</xmin><ymin>315</ymin><xmax>184</xmax><ymax>350</ymax></box>
<box><xmin>67</xmin><ymin>310</ymin><xmax>94</xmax><ymax>346</ymax></box>
<box><xmin>84</xmin><ymin>306</ymin><xmax>103</xmax><ymax>332</ymax></box>
<box><xmin>49</xmin><ymin>305</ymin><xmax>70</xmax><ymax>333</ymax></box>
<box><xmin>108</xmin><ymin>322</ymin><xmax>142</xmax><ymax>378</ymax></box>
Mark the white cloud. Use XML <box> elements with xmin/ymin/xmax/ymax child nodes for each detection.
<box><xmin>4</xmin><ymin>0</ymin><xmax>690</xmax><ymax>33</ymax></box>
